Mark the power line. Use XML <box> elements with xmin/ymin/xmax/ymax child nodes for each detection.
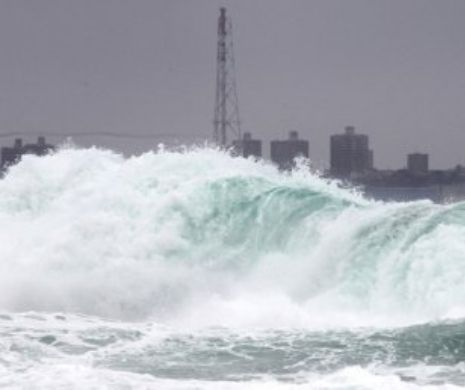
<box><xmin>0</xmin><ymin>131</ymin><xmax>209</xmax><ymax>140</ymax></box>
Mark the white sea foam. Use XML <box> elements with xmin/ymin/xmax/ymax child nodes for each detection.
<box><xmin>0</xmin><ymin>364</ymin><xmax>461</xmax><ymax>389</ymax></box>
<box><xmin>0</xmin><ymin>146</ymin><xmax>464</xmax><ymax>329</ymax></box>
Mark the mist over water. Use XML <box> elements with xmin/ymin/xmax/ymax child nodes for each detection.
<box><xmin>1</xmin><ymin>146</ymin><xmax>465</xmax><ymax>388</ymax></box>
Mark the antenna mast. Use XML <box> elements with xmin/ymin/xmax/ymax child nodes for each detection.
<box><xmin>213</xmin><ymin>7</ymin><xmax>241</xmax><ymax>146</ymax></box>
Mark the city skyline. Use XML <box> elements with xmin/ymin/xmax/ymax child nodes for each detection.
<box><xmin>0</xmin><ymin>1</ymin><xmax>464</xmax><ymax>169</ymax></box>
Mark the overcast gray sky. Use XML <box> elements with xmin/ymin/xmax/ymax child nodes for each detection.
<box><xmin>0</xmin><ymin>0</ymin><xmax>464</xmax><ymax>169</ymax></box>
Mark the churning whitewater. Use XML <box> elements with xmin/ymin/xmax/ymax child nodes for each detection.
<box><xmin>1</xmin><ymin>146</ymin><xmax>465</xmax><ymax>389</ymax></box>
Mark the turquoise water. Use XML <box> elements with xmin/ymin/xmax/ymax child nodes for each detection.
<box><xmin>0</xmin><ymin>146</ymin><xmax>465</xmax><ymax>389</ymax></box>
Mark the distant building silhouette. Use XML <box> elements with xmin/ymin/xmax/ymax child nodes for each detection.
<box><xmin>1</xmin><ymin>138</ymin><xmax>23</xmax><ymax>169</ymax></box>
<box><xmin>232</xmin><ymin>132</ymin><xmax>262</xmax><ymax>158</ymax></box>
<box><xmin>330</xmin><ymin>126</ymin><xmax>373</xmax><ymax>177</ymax></box>
<box><xmin>270</xmin><ymin>131</ymin><xmax>309</xmax><ymax>170</ymax></box>
<box><xmin>407</xmin><ymin>153</ymin><xmax>428</xmax><ymax>175</ymax></box>
<box><xmin>1</xmin><ymin>137</ymin><xmax>54</xmax><ymax>170</ymax></box>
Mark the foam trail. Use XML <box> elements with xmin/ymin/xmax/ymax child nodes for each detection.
<box><xmin>0</xmin><ymin>146</ymin><xmax>464</xmax><ymax>327</ymax></box>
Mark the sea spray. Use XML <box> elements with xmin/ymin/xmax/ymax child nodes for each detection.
<box><xmin>1</xmin><ymin>146</ymin><xmax>465</xmax><ymax>388</ymax></box>
<box><xmin>0</xmin><ymin>146</ymin><xmax>464</xmax><ymax>327</ymax></box>
<box><xmin>0</xmin><ymin>148</ymin><xmax>465</xmax><ymax>326</ymax></box>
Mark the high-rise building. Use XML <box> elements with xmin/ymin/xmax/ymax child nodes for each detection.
<box><xmin>270</xmin><ymin>131</ymin><xmax>309</xmax><ymax>170</ymax></box>
<box><xmin>1</xmin><ymin>138</ymin><xmax>23</xmax><ymax>169</ymax></box>
<box><xmin>407</xmin><ymin>153</ymin><xmax>428</xmax><ymax>174</ymax></box>
<box><xmin>1</xmin><ymin>137</ymin><xmax>54</xmax><ymax>170</ymax></box>
<box><xmin>232</xmin><ymin>132</ymin><xmax>262</xmax><ymax>158</ymax></box>
<box><xmin>330</xmin><ymin>126</ymin><xmax>373</xmax><ymax>177</ymax></box>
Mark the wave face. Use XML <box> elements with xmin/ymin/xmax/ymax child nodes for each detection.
<box><xmin>0</xmin><ymin>146</ymin><xmax>465</xmax><ymax>328</ymax></box>
<box><xmin>3</xmin><ymin>146</ymin><xmax>465</xmax><ymax>389</ymax></box>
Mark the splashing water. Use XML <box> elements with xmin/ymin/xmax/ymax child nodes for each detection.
<box><xmin>1</xmin><ymin>146</ymin><xmax>465</xmax><ymax>389</ymax></box>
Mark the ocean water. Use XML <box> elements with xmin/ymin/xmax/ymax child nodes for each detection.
<box><xmin>1</xmin><ymin>146</ymin><xmax>465</xmax><ymax>389</ymax></box>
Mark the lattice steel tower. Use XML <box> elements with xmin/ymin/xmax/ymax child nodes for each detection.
<box><xmin>213</xmin><ymin>7</ymin><xmax>241</xmax><ymax>146</ymax></box>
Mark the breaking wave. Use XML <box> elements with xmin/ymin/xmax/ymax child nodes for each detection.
<box><xmin>0</xmin><ymin>146</ymin><xmax>464</xmax><ymax>328</ymax></box>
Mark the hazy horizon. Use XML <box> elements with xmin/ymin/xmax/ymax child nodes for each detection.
<box><xmin>0</xmin><ymin>0</ymin><xmax>465</xmax><ymax>169</ymax></box>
